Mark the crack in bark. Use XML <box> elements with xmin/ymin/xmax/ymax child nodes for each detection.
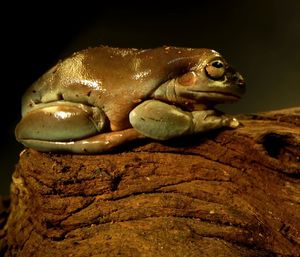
<box><xmin>52</xmin><ymin>197</ymin><xmax>96</xmax><ymax>225</ymax></box>
<box><xmin>279</xmin><ymin>223</ymin><xmax>300</xmax><ymax>246</ymax></box>
<box><xmin>56</xmin><ymin>192</ymin><xmax>262</xmax><ymax>234</ymax></box>
<box><xmin>186</xmin><ymin>223</ymin><xmax>265</xmax><ymax>251</ymax></box>
<box><xmin>19</xmin><ymin>228</ymin><xmax>33</xmax><ymax>253</ymax></box>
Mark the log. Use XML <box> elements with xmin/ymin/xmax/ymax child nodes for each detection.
<box><xmin>1</xmin><ymin>107</ymin><xmax>300</xmax><ymax>256</ymax></box>
<box><xmin>0</xmin><ymin>196</ymin><xmax>9</xmax><ymax>256</ymax></box>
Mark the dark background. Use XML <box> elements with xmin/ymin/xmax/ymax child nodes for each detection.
<box><xmin>1</xmin><ymin>1</ymin><xmax>299</xmax><ymax>195</ymax></box>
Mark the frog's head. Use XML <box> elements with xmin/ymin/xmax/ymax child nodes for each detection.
<box><xmin>174</xmin><ymin>49</ymin><xmax>245</xmax><ymax>105</ymax></box>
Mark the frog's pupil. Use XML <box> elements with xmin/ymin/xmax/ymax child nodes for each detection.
<box><xmin>212</xmin><ymin>61</ymin><xmax>223</xmax><ymax>68</ymax></box>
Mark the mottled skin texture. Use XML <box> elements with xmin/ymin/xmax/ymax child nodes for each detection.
<box><xmin>15</xmin><ymin>46</ymin><xmax>245</xmax><ymax>153</ymax></box>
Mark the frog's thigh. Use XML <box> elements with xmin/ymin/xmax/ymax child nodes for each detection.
<box><xmin>129</xmin><ymin>100</ymin><xmax>192</xmax><ymax>140</ymax></box>
<box><xmin>16</xmin><ymin>102</ymin><xmax>107</xmax><ymax>142</ymax></box>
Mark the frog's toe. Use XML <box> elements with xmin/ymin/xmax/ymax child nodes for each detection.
<box><xmin>16</xmin><ymin>102</ymin><xmax>107</xmax><ymax>143</ymax></box>
<box><xmin>228</xmin><ymin>117</ymin><xmax>239</xmax><ymax>128</ymax></box>
<box><xmin>220</xmin><ymin>116</ymin><xmax>240</xmax><ymax>128</ymax></box>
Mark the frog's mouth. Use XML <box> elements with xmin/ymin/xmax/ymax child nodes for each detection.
<box><xmin>183</xmin><ymin>90</ymin><xmax>242</xmax><ymax>103</ymax></box>
<box><xmin>186</xmin><ymin>74</ymin><xmax>246</xmax><ymax>102</ymax></box>
<box><xmin>190</xmin><ymin>90</ymin><xmax>241</xmax><ymax>100</ymax></box>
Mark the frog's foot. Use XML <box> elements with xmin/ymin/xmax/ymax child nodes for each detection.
<box><xmin>129</xmin><ymin>100</ymin><xmax>240</xmax><ymax>140</ymax></box>
<box><xmin>18</xmin><ymin>128</ymin><xmax>145</xmax><ymax>153</ymax></box>
<box><xmin>191</xmin><ymin>110</ymin><xmax>240</xmax><ymax>132</ymax></box>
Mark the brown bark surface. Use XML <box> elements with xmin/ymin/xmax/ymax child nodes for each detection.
<box><xmin>1</xmin><ymin>107</ymin><xmax>300</xmax><ymax>256</ymax></box>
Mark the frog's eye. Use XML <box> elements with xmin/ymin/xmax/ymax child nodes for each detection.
<box><xmin>205</xmin><ymin>60</ymin><xmax>225</xmax><ymax>80</ymax></box>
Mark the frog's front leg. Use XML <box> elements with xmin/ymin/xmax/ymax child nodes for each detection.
<box><xmin>129</xmin><ymin>100</ymin><xmax>239</xmax><ymax>140</ymax></box>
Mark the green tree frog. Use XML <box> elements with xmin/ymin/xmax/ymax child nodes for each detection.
<box><xmin>15</xmin><ymin>46</ymin><xmax>245</xmax><ymax>153</ymax></box>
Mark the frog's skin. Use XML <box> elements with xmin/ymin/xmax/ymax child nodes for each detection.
<box><xmin>15</xmin><ymin>46</ymin><xmax>245</xmax><ymax>153</ymax></box>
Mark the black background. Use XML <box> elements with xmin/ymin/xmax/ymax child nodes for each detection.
<box><xmin>1</xmin><ymin>0</ymin><xmax>300</xmax><ymax>195</ymax></box>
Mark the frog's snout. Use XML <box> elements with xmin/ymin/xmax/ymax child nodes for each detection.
<box><xmin>225</xmin><ymin>68</ymin><xmax>246</xmax><ymax>97</ymax></box>
<box><xmin>236</xmin><ymin>72</ymin><xmax>246</xmax><ymax>88</ymax></box>
<box><xmin>234</xmin><ymin>72</ymin><xmax>246</xmax><ymax>95</ymax></box>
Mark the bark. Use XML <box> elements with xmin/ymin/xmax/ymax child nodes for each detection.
<box><xmin>0</xmin><ymin>196</ymin><xmax>9</xmax><ymax>256</ymax></box>
<box><xmin>1</xmin><ymin>107</ymin><xmax>300</xmax><ymax>257</ymax></box>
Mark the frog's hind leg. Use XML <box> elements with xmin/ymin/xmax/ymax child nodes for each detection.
<box><xmin>16</xmin><ymin>101</ymin><xmax>108</xmax><ymax>150</ymax></box>
<box><xmin>18</xmin><ymin>128</ymin><xmax>144</xmax><ymax>154</ymax></box>
<box><xmin>16</xmin><ymin>101</ymin><xmax>145</xmax><ymax>153</ymax></box>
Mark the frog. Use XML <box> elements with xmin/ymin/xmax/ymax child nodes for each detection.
<box><xmin>15</xmin><ymin>46</ymin><xmax>245</xmax><ymax>153</ymax></box>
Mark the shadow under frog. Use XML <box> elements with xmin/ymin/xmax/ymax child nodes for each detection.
<box><xmin>15</xmin><ymin>46</ymin><xmax>245</xmax><ymax>153</ymax></box>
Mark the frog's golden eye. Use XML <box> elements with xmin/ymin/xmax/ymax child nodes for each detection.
<box><xmin>205</xmin><ymin>60</ymin><xmax>225</xmax><ymax>80</ymax></box>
